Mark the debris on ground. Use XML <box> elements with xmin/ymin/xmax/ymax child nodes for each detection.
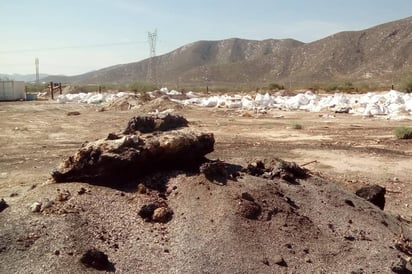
<box><xmin>0</xmin><ymin>198</ymin><xmax>8</xmax><ymax>212</ymax></box>
<box><xmin>244</xmin><ymin>159</ymin><xmax>310</xmax><ymax>184</ymax></box>
<box><xmin>335</xmin><ymin>107</ymin><xmax>351</xmax><ymax>114</ymax></box>
<box><xmin>200</xmin><ymin>160</ymin><xmax>228</xmax><ymax>179</ymax></box>
<box><xmin>80</xmin><ymin>248</ymin><xmax>112</xmax><ymax>271</ymax></box>
<box><xmin>273</xmin><ymin>255</ymin><xmax>287</xmax><ymax>267</ymax></box>
<box><xmin>51</xmin><ymin>125</ymin><xmax>214</xmax><ymax>183</ymax></box>
<box><xmin>390</xmin><ymin>257</ymin><xmax>408</xmax><ymax>273</ymax></box>
<box><xmin>30</xmin><ymin>202</ymin><xmax>42</xmax><ymax>213</ymax></box>
<box><xmin>102</xmin><ymin>94</ymin><xmax>141</xmax><ymax>111</ymax></box>
<box><xmin>78</xmin><ymin>187</ymin><xmax>87</xmax><ymax>195</ymax></box>
<box><xmin>394</xmin><ymin>225</ymin><xmax>412</xmax><ymax>256</ymax></box>
<box><xmin>67</xmin><ymin>111</ymin><xmax>81</xmax><ymax>116</ymax></box>
<box><xmin>355</xmin><ymin>184</ymin><xmax>386</xmax><ymax>210</ymax></box>
<box><xmin>152</xmin><ymin>207</ymin><xmax>173</xmax><ymax>223</ymax></box>
<box><xmin>136</xmin><ymin>183</ymin><xmax>147</xmax><ymax>194</ymax></box>
<box><xmin>238</xmin><ymin>194</ymin><xmax>262</xmax><ymax>219</ymax></box>
<box><xmin>138</xmin><ymin>201</ymin><xmax>173</xmax><ymax>223</ymax></box>
<box><xmin>123</xmin><ymin>113</ymin><xmax>188</xmax><ymax>134</ymax></box>
<box><xmin>40</xmin><ymin>198</ymin><xmax>54</xmax><ymax>212</ymax></box>
<box><xmin>56</xmin><ymin>190</ymin><xmax>71</xmax><ymax>202</ymax></box>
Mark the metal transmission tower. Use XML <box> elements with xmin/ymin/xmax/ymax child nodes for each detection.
<box><xmin>147</xmin><ymin>30</ymin><xmax>157</xmax><ymax>85</ymax></box>
<box><xmin>35</xmin><ymin>57</ymin><xmax>39</xmax><ymax>84</ymax></box>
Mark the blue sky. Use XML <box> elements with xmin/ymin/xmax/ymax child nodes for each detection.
<box><xmin>0</xmin><ymin>0</ymin><xmax>410</xmax><ymax>76</ymax></box>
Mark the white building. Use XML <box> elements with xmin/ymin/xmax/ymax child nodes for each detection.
<box><xmin>0</xmin><ymin>81</ymin><xmax>25</xmax><ymax>101</ymax></box>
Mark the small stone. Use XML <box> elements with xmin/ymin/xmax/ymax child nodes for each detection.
<box><xmin>305</xmin><ymin>257</ymin><xmax>312</xmax><ymax>263</ymax></box>
<box><xmin>344</xmin><ymin>235</ymin><xmax>356</xmax><ymax>241</ymax></box>
<box><xmin>390</xmin><ymin>257</ymin><xmax>407</xmax><ymax>273</ymax></box>
<box><xmin>262</xmin><ymin>257</ymin><xmax>270</xmax><ymax>266</ymax></box>
<box><xmin>344</xmin><ymin>199</ymin><xmax>355</xmax><ymax>207</ymax></box>
<box><xmin>56</xmin><ymin>190</ymin><xmax>71</xmax><ymax>202</ymax></box>
<box><xmin>355</xmin><ymin>185</ymin><xmax>385</xmax><ymax>210</ymax></box>
<box><xmin>273</xmin><ymin>255</ymin><xmax>287</xmax><ymax>267</ymax></box>
<box><xmin>10</xmin><ymin>192</ymin><xmax>18</xmax><ymax>197</ymax></box>
<box><xmin>40</xmin><ymin>199</ymin><xmax>54</xmax><ymax>212</ymax></box>
<box><xmin>78</xmin><ymin>187</ymin><xmax>86</xmax><ymax>195</ymax></box>
<box><xmin>138</xmin><ymin>203</ymin><xmax>159</xmax><ymax>221</ymax></box>
<box><xmin>80</xmin><ymin>248</ymin><xmax>111</xmax><ymax>270</ymax></box>
<box><xmin>351</xmin><ymin>268</ymin><xmax>365</xmax><ymax>274</ymax></box>
<box><xmin>137</xmin><ymin>184</ymin><xmax>147</xmax><ymax>194</ymax></box>
<box><xmin>30</xmin><ymin>202</ymin><xmax>42</xmax><ymax>213</ymax></box>
<box><xmin>152</xmin><ymin>207</ymin><xmax>173</xmax><ymax>223</ymax></box>
<box><xmin>0</xmin><ymin>199</ymin><xmax>9</xmax><ymax>212</ymax></box>
<box><xmin>241</xmin><ymin>192</ymin><xmax>255</xmax><ymax>202</ymax></box>
<box><xmin>239</xmin><ymin>200</ymin><xmax>261</xmax><ymax>220</ymax></box>
<box><xmin>54</xmin><ymin>250</ymin><xmax>60</xmax><ymax>255</ymax></box>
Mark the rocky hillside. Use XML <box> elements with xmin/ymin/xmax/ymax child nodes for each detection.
<box><xmin>43</xmin><ymin>16</ymin><xmax>412</xmax><ymax>87</ymax></box>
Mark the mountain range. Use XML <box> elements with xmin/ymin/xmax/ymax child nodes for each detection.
<box><xmin>0</xmin><ymin>73</ymin><xmax>49</xmax><ymax>82</ymax></box>
<box><xmin>33</xmin><ymin>16</ymin><xmax>412</xmax><ymax>87</ymax></box>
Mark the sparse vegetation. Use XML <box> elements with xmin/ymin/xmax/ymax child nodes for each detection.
<box><xmin>291</xmin><ymin>123</ymin><xmax>303</xmax><ymax>130</ymax></box>
<box><xmin>394</xmin><ymin>127</ymin><xmax>412</xmax><ymax>139</ymax></box>
<box><xmin>268</xmin><ymin>83</ymin><xmax>284</xmax><ymax>91</ymax></box>
<box><xmin>25</xmin><ymin>83</ymin><xmax>47</xmax><ymax>93</ymax></box>
<box><xmin>400</xmin><ymin>76</ymin><xmax>412</xmax><ymax>93</ymax></box>
<box><xmin>128</xmin><ymin>81</ymin><xmax>157</xmax><ymax>93</ymax></box>
<box><xmin>72</xmin><ymin>85</ymin><xmax>102</xmax><ymax>93</ymax></box>
<box><xmin>324</xmin><ymin>82</ymin><xmax>356</xmax><ymax>92</ymax></box>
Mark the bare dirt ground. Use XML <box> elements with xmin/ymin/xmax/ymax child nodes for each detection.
<box><xmin>1</xmin><ymin>99</ymin><xmax>412</xmax><ymax>273</ymax></box>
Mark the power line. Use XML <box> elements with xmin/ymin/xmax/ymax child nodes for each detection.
<box><xmin>0</xmin><ymin>41</ymin><xmax>147</xmax><ymax>54</ymax></box>
<box><xmin>147</xmin><ymin>29</ymin><xmax>157</xmax><ymax>85</ymax></box>
<box><xmin>35</xmin><ymin>57</ymin><xmax>39</xmax><ymax>83</ymax></box>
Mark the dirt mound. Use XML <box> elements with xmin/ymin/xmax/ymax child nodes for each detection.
<box><xmin>51</xmin><ymin>128</ymin><xmax>214</xmax><ymax>184</ymax></box>
<box><xmin>138</xmin><ymin>96</ymin><xmax>184</xmax><ymax>113</ymax></box>
<box><xmin>102</xmin><ymin>94</ymin><xmax>141</xmax><ymax>111</ymax></box>
<box><xmin>2</xmin><ymin>164</ymin><xmax>412</xmax><ymax>273</ymax></box>
<box><xmin>123</xmin><ymin>113</ymin><xmax>188</xmax><ymax>134</ymax></box>
<box><xmin>2</xmin><ymin>112</ymin><xmax>412</xmax><ymax>273</ymax></box>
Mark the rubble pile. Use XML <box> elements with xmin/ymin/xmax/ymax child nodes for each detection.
<box><xmin>52</xmin><ymin>114</ymin><xmax>214</xmax><ymax>183</ymax></box>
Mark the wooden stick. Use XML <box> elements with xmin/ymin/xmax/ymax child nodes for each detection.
<box><xmin>301</xmin><ymin>160</ymin><xmax>318</xmax><ymax>167</ymax></box>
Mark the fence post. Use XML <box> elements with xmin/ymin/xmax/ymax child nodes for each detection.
<box><xmin>50</xmin><ymin>81</ymin><xmax>54</xmax><ymax>100</ymax></box>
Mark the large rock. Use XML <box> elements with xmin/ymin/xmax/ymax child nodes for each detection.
<box><xmin>123</xmin><ymin>113</ymin><xmax>188</xmax><ymax>134</ymax></box>
<box><xmin>52</xmin><ymin>128</ymin><xmax>214</xmax><ymax>183</ymax></box>
<box><xmin>355</xmin><ymin>185</ymin><xmax>386</xmax><ymax>210</ymax></box>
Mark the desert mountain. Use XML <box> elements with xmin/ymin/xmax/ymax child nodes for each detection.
<box><xmin>43</xmin><ymin>16</ymin><xmax>412</xmax><ymax>87</ymax></box>
<box><xmin>0</xmin><ymin>73</ymin><xmax>49</xmax><ymax>82</ymax></box>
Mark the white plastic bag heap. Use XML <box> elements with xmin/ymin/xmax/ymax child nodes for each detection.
<box><xmin>56</xmin><ymin>88</ymin><xmax>412</xmax><ymax>120</ymax></box>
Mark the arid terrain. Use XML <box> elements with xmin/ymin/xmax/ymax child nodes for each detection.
<box><xmin>1</xmin><ymin>97</ymin><xmax>412</xmax><ymax>273</ymax></box>
<box><xmin>42</xmin><ymin>16</ymin><xmax>412</xmax><ymax>87</ymax></box>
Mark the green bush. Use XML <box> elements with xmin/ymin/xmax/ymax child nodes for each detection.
<box><xmin>25</xmin><ymin>83</ymin><xmax>47</xmax><ymax>93</ymax></box>
<box><xmin>324</xmin><ymin>82</ymin><xmax>356</xmax><ymax>92</ymax></box>
<box><xmin>72</xmin><ymin>85</ymin><xmax>100</xmax><ymax>93</ymax></box>
<box><xmin>291</xmin><ymin>123</ymin><xmax>303</xmax><ymax>130</ymax></box>
<box><xmin>400</xmin><ymin>76</ymin><xmax>412</xmax><ymax>93</ymax></box>
<box><xmin>394</xmin><ymin>127</ymin><xmax>412</xmax><ymax>139</ymax></box>
<box><xmin>268</xmin><ymin>83</ymin><xmax>284</xmax><ymax>91</ymax></box>
<box><xmin>128</xmin><ymin>81</ymin><xmax>157</xmax><ymax>93</ymax></box>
